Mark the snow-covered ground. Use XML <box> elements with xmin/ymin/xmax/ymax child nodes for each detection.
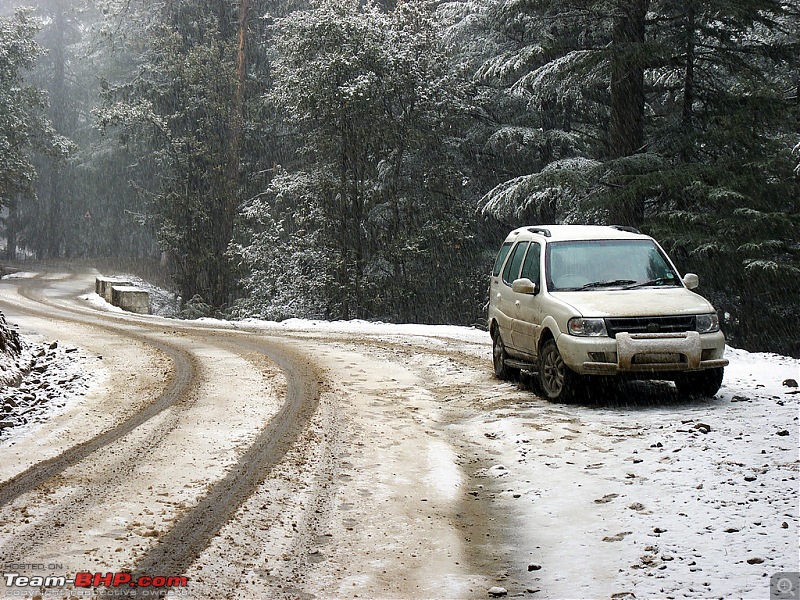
<box><xmin>456</xmin><ymin>345</ymin><xmax>799</xmax><ymax>598</ymax></box>
<box><xmin>0</xmin><ymin>335</ymin><xmax>98</xmax><ymax>441</ymax></box>
<box><xmin>242</xmin><ymin>320</ymin><xmax>799</xmax><ymax>599</ymax></box>
<box><xmin>188</xmin><ymin>318</ymin><xmax>795</xmax><ymax>599</ymax></box>
<box><xmin>0</xmin><ymin>272</ymin><xmax>100</xmax><ymax>439</ymax></box>
<box><xmin>0</xmin><ymin>271</ymin><xmax>797</xmax><ymax>599</ymax></box>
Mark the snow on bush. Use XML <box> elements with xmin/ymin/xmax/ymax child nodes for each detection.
<box><xmin>0</xmin><ymin>311</ymin><xmax>24</xmax><ymax>386</ymax></box>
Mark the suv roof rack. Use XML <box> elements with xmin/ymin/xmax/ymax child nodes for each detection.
<box><xmin>609</xmin><ymin>225</ymin><xmax>642</xmax><ymax>234</ymax></box>
<box><xmin>527</xmin><ymin>227</ymin><xmax>552</xmax><ymax>237</ymax></box>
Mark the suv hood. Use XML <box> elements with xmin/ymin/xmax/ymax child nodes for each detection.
<box><xmin>550</xmin><ymin>288</ymin><xmax>714</xmax><ymax>318</ymax></box>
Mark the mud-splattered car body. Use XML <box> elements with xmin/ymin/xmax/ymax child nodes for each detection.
<box><xmin>488</xmin><ymin>225</ymin><xmax>728</xmax><ymax>400</ymax></box>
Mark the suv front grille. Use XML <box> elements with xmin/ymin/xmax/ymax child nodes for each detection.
<box><xmin>604</xmin><ymin>315</ymin><xmax>696</xmax><ymax>338</ymax></box>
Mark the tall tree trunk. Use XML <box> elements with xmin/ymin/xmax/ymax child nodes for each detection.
<box><xmin>609</xmin><ymin>0</ymin><xmax>647</xmax><ymax>159</ymax></box>
<box><xmin>353</xmin><ymin>172</ymin><xmax>364</xmax><ymax>319</ymax></box>
<box><xmin>608</xmin><ymin>0</ymin><xmax>648</xmax><ymax>226</ymax></box>
<box><xmin>43</xmin><ymin>0</ymin><xmax>66</xmax><ymax>258</ymax></box>
<box><xmin>213</xmin><ymin>0</ymin><xmax>250</xmax><ymax>307</ymax></box>
<box><xmin>339</xmin><ymin>124</ymin><xmax>350</xmax><ymax>321</ymax></box>
<box><xmin>231</xmin><ymin>0</ymin><xmax>250</xmax><ymax>171</ymax></box>
<box><xmin>5</xmin><ymin>199</ymin><xmax>18</xmax><ymax>261</ymax></box>
<box><xmin>682</xmin><ymin>3</ymin><xmax>695</xmax><ymax>127</ymax></box>
<box><xmin>679</xmin><ymin>2</ymin><xmax>696</xmax><ymax>167</ymax></box>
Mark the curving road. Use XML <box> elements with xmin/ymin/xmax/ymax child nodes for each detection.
<box><xmin>0</xmin><ymin>266</ymin><xmax>511</xmax><ymax>599</ymax></box>
<box><xmin>2</xmin><ymin>266</ymin><xmax>796</xmax><ymax>600</ymax></box>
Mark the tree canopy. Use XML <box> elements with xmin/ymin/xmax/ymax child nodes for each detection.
<box><xmin>0</xmin><ymin>0</ymin><xmax>797</xmax><ymax>355</ymax></box>
<box><xmin>0</xmin><ymin>9</ymin><xmax>71</xmax><ymax>240</ymax></box>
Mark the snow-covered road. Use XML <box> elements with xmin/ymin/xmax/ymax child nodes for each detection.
<box><xmin>0</xmin><ymin>267</ymin><xmax>797</xmax><ymax>599</ymax></box>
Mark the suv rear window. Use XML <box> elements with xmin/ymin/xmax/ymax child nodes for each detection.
<box><xmin>492</xmin><ymin>242</ymin><xmax>513</xmax><ymax>277</ymax></box>
<box><xmin>502</xmin><ymin>242</ymin><xmax>529</xmax><ymax>285</ymax></box>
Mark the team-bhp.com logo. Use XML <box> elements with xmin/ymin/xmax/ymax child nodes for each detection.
<box><xmin>3</xmin><ymin>571</ymin><xmax>188</xmax><ymax>590</ymax></box>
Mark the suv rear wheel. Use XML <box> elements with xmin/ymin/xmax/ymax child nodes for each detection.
<box><xmin>675</xmin><ymin>367</ymin><xmax>724</xmax><ymax>397</ymax></box>
<box><xmin>492</xmin><ymin>331</ymin><xmax>519</xmax><ymax>380</ymax></box>
<box><xmin>539</xmin><ymin>339</ymin><xmax>582</xmax><ymax>402</ymax></box>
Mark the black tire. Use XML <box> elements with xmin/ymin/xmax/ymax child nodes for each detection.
<box><xmin>675</xmin><ymin>367</ymin><xmax>724</xmax><ymax>397</ymax></box>
<box><xmin>492</xmin><ymin>332</ymin><xmax>519</xmax><ymax>380</ymax></box>
<box><xmin>538</xmin><ymin>338</ymin><xmax>583</xmax><ymax>402</ymax></box>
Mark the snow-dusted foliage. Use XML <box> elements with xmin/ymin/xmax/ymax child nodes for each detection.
<box><xmin>0</xmin><ymin>9</ymin><xmax>71</xmax><ymax>217</ymax></box>
<box><xmin>477</xmin><ymin>45</ymin><xmax>547</xmax><ymax>83</ymax></box>
<box><xmin>0</xmin><ymin>310</ymin><xmax>23</xmax><ymax>387</ymax></box>
<box><xmin>234</xmin><ymin>0</ymin><xmax>483</xmax><ymax>323</ymax></box>
<box><xmin>232</xmin><ymin>169</ymin><xmax>339</xmax><ymax>320</ymax></box>
<box><xmin>480</xmin><ymin>157</ymin><xmax>601</xmax><ymax>222</ymax></box>
<box><xmin>442</xmin><ymin>0</ymin><xmax>614</xmax><ymax>226</ymax></box>
<box><xmin>511</xmin><ymin>50</ymin><xmax>604</xmax><ymax>104</ymax></box>
<box><xmin>483</xmin><ymin>127</ymin><xmax>581</xmax><ymax>161</ymax></box>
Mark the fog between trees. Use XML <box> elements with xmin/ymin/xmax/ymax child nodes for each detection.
<box><xmin>0</xmin><ymin>0</ymin><xmax>798</xmax><ymax>356</ymax></box>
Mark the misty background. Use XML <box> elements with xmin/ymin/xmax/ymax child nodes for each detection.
<box><xmin>0</xmin><ymin>0</ymin><xmax>798</xmax><ymax>356</ymax></box>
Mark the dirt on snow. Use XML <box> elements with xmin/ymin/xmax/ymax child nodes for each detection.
<box><xmin>0</xmin><ymin>267</ymin><xmax>797</xmax><ymax>600</ymax></box>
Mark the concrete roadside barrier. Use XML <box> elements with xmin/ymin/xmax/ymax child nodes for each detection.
<box><xmin>110</xmin><ymin>285</ymin><xmax>150</xmax><ymax>314</ymax></box>
<box><xmin>95</xmin><ymin>277</ymin><xmax>133</xmax><ymax>303</ymax></box>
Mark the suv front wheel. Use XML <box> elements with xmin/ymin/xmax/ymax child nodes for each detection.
<box><xmin>539</xmin><ymin>339</ymin><xmax>582</xmax><ymax>402</ymax></box>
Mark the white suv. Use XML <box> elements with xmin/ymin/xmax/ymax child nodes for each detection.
<box><xmin>488</xmin><ymin>225</ymin><xmax>728</xmax><ymax>401</ymax></box>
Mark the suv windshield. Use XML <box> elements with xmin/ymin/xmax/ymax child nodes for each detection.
<box><xmin>546</xmin><ymin>239</ymin><xmax>681</xmax><ymax>291</ymax></box>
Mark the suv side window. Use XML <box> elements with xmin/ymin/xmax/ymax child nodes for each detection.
<box><xmin>502</xmin><ymin>242</ymin><xmax>529</xmax><ymax>285</ymax></box>
<box><xmin>520</xmin><ymin>242</ymin><xmax>541</xmax><ymax>285</ymax></box>
<box><xmin>492</xmin><ymin>242</ymin><xmax>513</xmax><ymax>277</ymax></box>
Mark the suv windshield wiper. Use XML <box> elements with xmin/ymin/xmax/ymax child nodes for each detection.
<box><xmin>624</xmin><ymin>277</ymin><xmax>678</xmax><ymax>289</ymax></box>
<box><xmin>576</xmin><ymin>279</ymin><xmax>636</xmax><ymax>290</ymax></box>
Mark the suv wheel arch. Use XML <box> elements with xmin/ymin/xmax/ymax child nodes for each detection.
<box><xmin>537</xmin><ymin>333</ymin><xmax>583</xmax><ymax>402</ymax></box>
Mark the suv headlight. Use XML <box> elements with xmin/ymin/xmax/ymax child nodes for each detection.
<box><xmin>696</xmin><ymin>313</ymin><xmax>720</xmax><ymax>334</ymax></box>
<box><xmin>568</xmin><ymin>317</ymin><xmax>608</xmax><ymax>337</ymax></box>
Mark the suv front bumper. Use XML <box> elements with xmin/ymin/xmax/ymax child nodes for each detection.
<box><xmin>558</xmin><ymin>330</ymin><xmax>728</xmax><ymax>375</ymax></box>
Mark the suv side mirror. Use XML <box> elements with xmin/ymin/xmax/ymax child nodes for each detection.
<box><xmin>683</xmin><ymin>273</ymin><xmax>699</xmax><ymax>290</ymax></box>
<box><xmin>512</xmin><ymin>278</ymin><xmax>538</xmax><ymax>295</ymax></box>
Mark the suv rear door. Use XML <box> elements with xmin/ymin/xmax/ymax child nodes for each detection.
<box><xmin>510</xmin><ymin>241</ymin><xmax>542</xmax><ymax>357</ymax></box>
<box><xmin>492</xmin><ymin>240</ymin><xmax>529</xmax><ymax>351</ymax></box>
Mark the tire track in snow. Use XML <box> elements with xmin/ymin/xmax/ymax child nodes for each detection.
<box><xmin>1</xmin><ymin>272</ymin><xmax>322</xmax><ymax>583</ymax></box>
<box><xmin>123</xmin><ymin>335</ymin><xmax>321</xmax><ymax>595</ymax></box>
<box><xmin>0</xmin><ymin>274</ymin><xmax>199</xmax><ymax>506</ymax></box>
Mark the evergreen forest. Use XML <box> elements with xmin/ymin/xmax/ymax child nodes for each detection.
<box><xmin>0</xmin><ymin>0</ymin><xmax>798</xmax><ymax>356</ymax></box>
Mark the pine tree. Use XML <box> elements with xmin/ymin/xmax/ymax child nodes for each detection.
<box><xmin>98</xmin><ymin>0</ymin><xmax>270</xmax><ymax>308</ymax></box>
<box><xmin>643</xmin><ymin>0</ymin><xmax>800</xmax><ymax>355</ymax></box>
<box><xmin>465</xmin><ymin>0</ymin><xmax>626</xmax><ymax>224</ymax></box>
<box><xmin>236</xmin><ymin>0</ymin><xmax>482</xmax><ymax>322</ymax></box>
<box><xmin>0</xmin><ymin>8</ymin><xmax>72</xmax><ymax>260</ymax></box>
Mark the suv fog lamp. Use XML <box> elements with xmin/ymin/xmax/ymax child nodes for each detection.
<box><xmin>696</xmin><ymin>313</ymin><xmax>720</xmax><ymax>334</ymax></box>
<box><xmin>568</xmin><ymin>317</ymin><xmax>608</xmax><ymax>337</ymax></box>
